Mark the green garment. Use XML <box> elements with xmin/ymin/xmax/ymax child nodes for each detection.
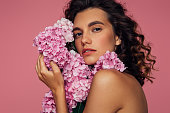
<box><xmin>72</xmin><ymin>99</ymin><xmax>87</xmax><ymax>113</ymax></box>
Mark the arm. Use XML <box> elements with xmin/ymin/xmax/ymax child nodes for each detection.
<box><xmin>35</xmin><ymin>54</ymin><xmax>69</xmax><ymax>113</ymax></box>
<box><xmin>52</xmin><ymin>87</ymin><xmax>68</xmax><ymax>113</ymax></box>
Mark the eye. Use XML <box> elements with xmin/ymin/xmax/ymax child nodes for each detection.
<box><xmin>74</xmin><ymin>32</ymin><xmax>82</xmax><ymax>39</ymax></box>
<box><xmin>92</xmin><ymin>27</ymin><xmax>102</xmax><ymax>32</ymax></box>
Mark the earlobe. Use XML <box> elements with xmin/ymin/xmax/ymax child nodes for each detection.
<box><xmin>115</xmin><ymin>36</ymin><xmax>121</xmax><ymax>46</ymax></box>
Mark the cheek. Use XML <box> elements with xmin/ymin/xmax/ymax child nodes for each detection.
<box><xmin>96</xmin><ymin>34</ymin><xmax>115</xmax><ymax>49</ymax></box>
<box><xmin>75</xmin><ymin>39</ymin><xmax>82</xmax><ymax>53</ymax></box>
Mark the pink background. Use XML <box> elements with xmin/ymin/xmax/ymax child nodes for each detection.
<box><xmin>0</xmin><ymin>0</ymin><xmax>169</xmax><ymax>112</ymax></box>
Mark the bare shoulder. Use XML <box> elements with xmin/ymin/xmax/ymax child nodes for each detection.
<box><xmin>94</xmin><ymin>69</ymin><xmax>142</xmax><ymax>91</ymax></box>
<box><xmin>83</xmin><ymin>69</ymin><xmax>148</xmax><ymax>113</ymax></box>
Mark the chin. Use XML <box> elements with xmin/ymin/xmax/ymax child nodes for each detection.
<box><xmin>84</xmin><ymin>57</ymin><xmax>98</xmax><ymax>65</ymax></box>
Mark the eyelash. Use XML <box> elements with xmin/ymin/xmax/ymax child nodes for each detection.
<box><xmin>74</xmin><ymin>27</ymin><xmax>102</xmax><ymax>39</ymax></box>
<box><xmin>74</xmin><ymin>32</ymin><xmax>82</xmax><ymax>39</ymax></box>
<box><xmin>92</xmin><ymin>27</ymin><xmax>102</xmax><ymax>32</ymax></box>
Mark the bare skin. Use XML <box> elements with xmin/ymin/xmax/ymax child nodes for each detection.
<box><xmin>35</xmin><ymin>54</ymin><xmax>68</xmax><ymax>113</ymax></box>
<box><xmin>83</xmin><ymin>69</ymin><xmax>148</xmax><ymax>113</ymax></box>
<box><xmin>35</xmin><ymin>8</ymin><xmax>148</xmax><ymax>113</ymax></box>
<box><xmin>73</xmin><ymin>8</ymin><xmax>121</xmax><ymax>65</ymax></box>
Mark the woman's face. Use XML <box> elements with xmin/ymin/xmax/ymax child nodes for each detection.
<box><xmin>73</xmin><ymin>8</ymin><xmax>121</xmax><ymax>65</ymax></box>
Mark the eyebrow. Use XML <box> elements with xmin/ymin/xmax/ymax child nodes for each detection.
<box><xmin>88</xmin><ymin>21</ymin><xmax>104</xmax><ymax>27</ymax></box>
<box><xmin>73</xmin><ymin>21</ymin><xmax>104</xmax><ymax>32</ymax></box>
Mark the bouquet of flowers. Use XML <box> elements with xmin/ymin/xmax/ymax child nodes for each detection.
<box><xmin>33</xmin><ymin>18</ymin><xmax>127</xmax><ymax>113</ymax></box>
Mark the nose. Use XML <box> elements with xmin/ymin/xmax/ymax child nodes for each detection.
<box><xmin>81</xmin><ymin>32</ymin><xmax>92</xmax><ymax>46</ymax></box>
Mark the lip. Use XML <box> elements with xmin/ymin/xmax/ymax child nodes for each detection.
<box><xmin>82</xmin><ymin>48</ymin><xmax>96</xmax><ymax>55</ymax></box>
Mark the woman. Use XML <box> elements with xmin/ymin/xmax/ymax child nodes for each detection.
<box><xmin>35</xmin><ymin>0</ymin><xmax>156</xmax><ymax>112</ymax></box>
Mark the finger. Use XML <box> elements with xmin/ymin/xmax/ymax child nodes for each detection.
<box><xmin>37</xmin><ymin>55</ymin><xmax>45</xmax><ymax>79</ymax></box>
<box><xmin>35</xmin><ymin>64</ymin><xmax>44</xmax><ymax>82</ymax></box>
<box><xmin>37</xmin><ymin>54</ymin><xmax>41</xmax><ymax>71</ymax></box>
<box><xmin>35</xmin><ymin>64</ymin><xmax>39</xmax><ymax>75</ymax></box>
<box><xmin>50</xmin><ymin>61</ymin><xmax>61</xmax><ymax>74</ymax></box>
<box><xmin>39</xmin><ymin>54</ymin><xmax>49</xmax><ymax>74</ymax></box>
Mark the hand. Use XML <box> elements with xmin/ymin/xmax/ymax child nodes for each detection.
<box><xmin>35</xmin><ymin>54</ymin><xmax>64</xmax><ymax>93</ymax></box>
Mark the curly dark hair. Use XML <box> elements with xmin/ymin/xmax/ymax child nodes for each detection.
<box><xmin>64</xmin><ymin>0</ymin><xmax>156</xmax><ymax>86</ymax></box>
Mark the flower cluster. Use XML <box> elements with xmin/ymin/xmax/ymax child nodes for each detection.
<box><xmin>92</xmin><ymin>51</ymin><xmax>127</xmax><ymax>75</ymax></box>
<box><xmin>62</xmin><ymin>52</ymin><xmax>92</xmax><ymax>112</ymax></box>
<box><xmin>33</xmin><ymin>18</ymin><xmax>73</xmax><ymax>70</ymax></box>
<box><xmin>41</xmin><ymin>91</ymin><xmax>56</xmax><ymax>113</ymax></box>
<box><xmin>33</xmin><ymin>18</ymin><xmax>127</xmax><ymax>113</ymax></box>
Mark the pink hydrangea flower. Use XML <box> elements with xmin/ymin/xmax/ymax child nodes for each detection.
<box><xmin>33</xmin><ymin>18</ymin><xmax>127</xmax><ymax>113</ymax></box>
<box><xmin>92</xmin><ymin>51</ymin><xmax>127</xmax><ymax>75</ymax></box>
<box><xmin>42</xmin><ymin>91</ymin><xmax>56</xmax><ymax>113</ymax></box>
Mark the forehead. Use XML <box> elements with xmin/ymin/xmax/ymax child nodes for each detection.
<box><xmin>73</xmin><ymin>8</ymin><xmax>109</xmax><ymax>27</ymax></box>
